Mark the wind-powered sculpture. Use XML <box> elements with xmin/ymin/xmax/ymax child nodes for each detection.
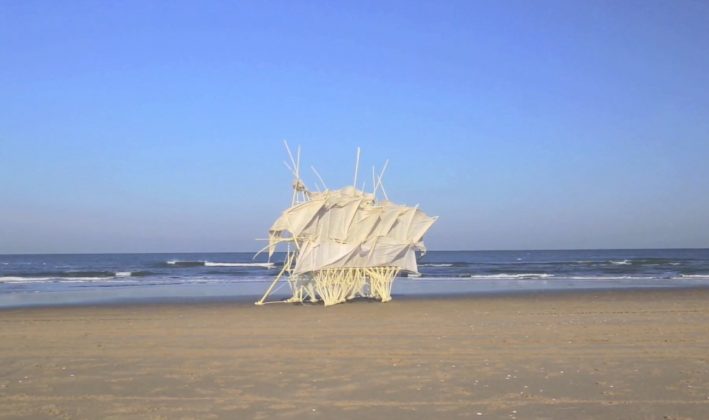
<box><xmin>256</xmin><ymin>143</ymin><xmax>437</xmax><ymax>306</ymax></box>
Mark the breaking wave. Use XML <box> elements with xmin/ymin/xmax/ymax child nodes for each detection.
<box><xmin>204</xmin><ymin>262</ymin><xmax>275</xmax><ymax>268</ymax></box>
<box><xmin>468</xmin><ymin>273</ymin><xmax>553</xmax><ymax>280</ymax></box>
<box><xmin>165</xmin><ymin>260</ymin><xmax>275</xmax><ymax>268</ymax></box>
<box><xmin>606</xmin><ymin>258</ymin><xmax>686</xmax><ymax>266</ymax></box>
<box><xmin>419</xmin><ymin>262</ymin><xmax>469</xmax><ymax>267</ymax></box>
<box><xmin>0</xmin><ymin>271</ymin><xmax>154</xmax><ymax>283</ymax></box>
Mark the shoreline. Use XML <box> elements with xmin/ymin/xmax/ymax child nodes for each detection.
<box><xmin>1</xmin><ymin>283</ymin><xmax>708</xmax><ymax>311</ymax></box>
<box><xmin>3</xmin><ymin>280</ymin><xmax>709</xmax><ymax>311</ymax></box>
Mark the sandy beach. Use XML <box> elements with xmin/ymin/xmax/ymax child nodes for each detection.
<box><xmin>1</xmin><ymin>288</ymin><xmax>708</xmax><ymax>419</ymax></box>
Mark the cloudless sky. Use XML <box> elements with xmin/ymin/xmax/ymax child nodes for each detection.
<box><xmin>1</xmin><ymin>0</ymin><xmax>708</xmax><ymax>253</ymax></box>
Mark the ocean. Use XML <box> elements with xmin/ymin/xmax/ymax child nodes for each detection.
<box><xmin>1</xmin><ymin>249</ymin><xmax>708</xmax><ymax>308</ymax></box>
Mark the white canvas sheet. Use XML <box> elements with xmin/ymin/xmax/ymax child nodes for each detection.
<box><xmin>268</xmin><ymin>187</ymin><xmax>436</xmax><ymax>274</ymax></box>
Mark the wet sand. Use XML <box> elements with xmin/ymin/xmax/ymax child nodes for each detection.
<box><xmin>1</xmin><ymin>288</ymin><xmax>708</xmax><ymax>419</ymax></box>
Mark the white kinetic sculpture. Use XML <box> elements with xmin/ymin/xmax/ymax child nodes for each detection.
<box><xmin>256</xmin><ymin>143</ymin><xmax>437</xmax><ymax>306</ymax></box>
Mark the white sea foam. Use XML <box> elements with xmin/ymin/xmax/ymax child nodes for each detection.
<box><xmin>567</xmin><ymin>275</ymin><xmax>657</xmax><ymax>280</ymax></box>
<box><xmin>166</xmin><ymin>260</ymin><xmax>274</xmax><ymax>268</ymax></box>
<box><xmin>610</xmin><ymin>260</ymin><xmax>631</xmax><ymax>265</ymax></box>
<box><xmin>204</xmin><ymin>262</ymin><xmax>275</xmax><ymax>268</ymax></box>
<box><xmin>58</xmin><ymin>278</ymin><xmax>109</xmax><ymax>283</ymax></box>
<box><xmin>0</xmin><ymin>276</ymin><xmax>115</xmax><ymax>283</ymax></box>
<box><xmin>420</xmin><ymin>263</ymin><xmax>454</xmax><ymax>267</ymax></box>
<box><xmin>679</xmin><ymin>274</ymin><xmax>709</xmax><ymax>279</ymax></box>
<box><xmin>469</xmin><ymin>273</ymin><xmax>553</xmax><ymax>279</ymax></box>
<box><xmin>115</xmin><ymin>272</ymin><xmax>132</xmax><ymax>277</ymax></box>
<box><xmin>0</xmin><ymin>276</ymin><xmax>55</xmax><ymax>282</ymax></box>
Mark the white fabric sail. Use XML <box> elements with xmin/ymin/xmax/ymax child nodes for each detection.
<box><xmin>268</xmin><ymin>187</ymin><xmax>436</xmax><ymax>275</ymax></box>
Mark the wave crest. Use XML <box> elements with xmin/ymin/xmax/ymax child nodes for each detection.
<box><xmin>166</xmin><ymin>260</ymin><xmax>274</xmax><ymax>268</ymax></box>
<box><xmin>468</xmin><ymin>273</ymin><xmax>553</xmax><ymax>279</ymax></box>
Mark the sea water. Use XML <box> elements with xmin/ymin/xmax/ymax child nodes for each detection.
<box><xmin>1</xmin><ymin>249</ymin><xmax>708</xmax><ymax>307</ymax></box>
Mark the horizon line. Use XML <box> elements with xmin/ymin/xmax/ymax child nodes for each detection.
<box><xmin>1</xmin><ymin>247</ymin><xmax>708</xmax><ymax>256</ymax></box>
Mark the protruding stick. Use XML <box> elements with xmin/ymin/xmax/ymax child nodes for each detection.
<box><xmin>372</xmin><ymin>166</ymin><xmax>377</xmax><ymax>196</ymax></box>
<box><xmin>296</xmin><ymin>145</ymin><xmax>303</xmax><ymax>202</ymax></box>
<box><xmin>353</xmin><ymin>146</ymin><xmax>361</xmax><ymax>188</ymax></box>
<box><xmin>283</xmin><ymin>140</ymin><xmax>297</xmax><ymax>170</ymax></box>
<box><xmin>375</xmin><ymin>159</ymin><xmax>389</xmax><ymax>200</ymax></box>
<box><xmin>296</xmin><ymin>145</ymin><xmax>301</xmax><ymax>180</ymax></box>
<box><xmin>283</xmin><ymin>161</ymin><xmax>294</xmax><ymax>174</ymax></box>
<box><xmin>311</xmin><ymin>166</ymin><xmax>328</xmax><ymax>190</ymax></box>
<box><xmin>378</xmin><ymin>173</ymin><xmax>389</xmax><ymax>201</ymax></box>
<box><xmin>377</xmin><ymin>159</ymin><xmax>389</xmax><ymax>189</ymax></box>
<box><xmin>256</xmin><ymin>252</ymin><xmax>292</xmax><ymax>305</ymax></box>
<box><xmin>284</xmin><ymin>141</ymin><xmax>299</xmax><ymax>206</ymax></box>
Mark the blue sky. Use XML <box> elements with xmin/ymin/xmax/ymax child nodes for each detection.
<box><xmin>1</xmin><ymin>1</ymin><xmax>708</xmax><ymax>253</ymax></box>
